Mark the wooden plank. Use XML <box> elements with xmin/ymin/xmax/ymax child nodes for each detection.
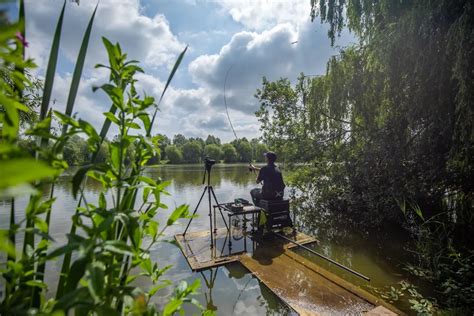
<box><xmin>365</xmin><ymin>306</ymin><xmax>398</xmax><ymax>315</ymax></box>
<box><xmin>241</xmin><ymin>246</ymin><xmax>375</xmax><ymax>315</ymax></box>
<box><xmin>175</xmin><ymin>228</ymin><xmax>243</xmax><ymax>271</ymax></box>
<box><xmin>174</xmin><ymin>228</ymin><xmax>317</xmax><ymax>271</ymax></box>
<box><xmin>283</xmin><ymin>251</ymin><xmax>404</xmax><ymax>315</ymax></box>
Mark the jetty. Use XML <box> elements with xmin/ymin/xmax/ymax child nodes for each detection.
<box><xmin>175</xmin><ymin>228</ymin><xmax>403</xmax><ymax>315</ymax></box>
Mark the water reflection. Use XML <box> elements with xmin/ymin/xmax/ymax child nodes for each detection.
<box><xmin>0</xmin><ymin>163</ymin><xmax>291</xmax><ymax>315</ymax></box>
<box><xmin>291</xmin><ymin>194</ymin><xmax>430</xmax><ymax>313</ymax></box>
<box><xmin>0</xmin><ymin>163</ymin><xmax>418</xmax><ymax>314</ymax></box>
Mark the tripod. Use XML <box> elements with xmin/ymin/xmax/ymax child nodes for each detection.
<box><xmin>183</xmin><ymin>158</ymin><xmax>227</xmax><ymax>249</ymax></box>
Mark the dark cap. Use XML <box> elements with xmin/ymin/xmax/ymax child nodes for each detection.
<box><xmin>264</xmin><ymin>151</ymin><xmax>277</xmax><ymax>162</ymax></box>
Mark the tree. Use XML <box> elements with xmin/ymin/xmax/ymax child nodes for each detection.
<box><xmin>95</xmin><ymin>141</ymin><xmax>110</xmax><ymax>163</ymax></box>
<box><xmin>165</xmin><ymin>145</ymin><xmax>183</xmax><ymax>164</ymax></box>
<box><xmin>188</xmin><ymin>137</ymin><xmax>205</xmax><ymax>150</ymax></box>
<box><xmin>255</xmin><ymin>1</ymin><xmax>474</xmax><ymax>311</ymax></box>
<box><xmin>205</xmin><ymin>135</ymin><xmax>221</xmax><ymax>146</ymax></box>
<box><xmin>0</xmin><ymin>69</ymin><xmax>43</xmax><ymax>127</ymax></box>
<box><xmin>182</xmin><ymin>141</ymin><xmax>202</xmax><ymax>163</ymax></box>
<box><xmin>231</xmin><ymin>138</ymin><xmax>253</xmax><ymax>162</ymax></box>
<box><xmin>157</xmin><ymin>134</ymin><xmax>171</xmax><ymax>160</ymax></box>
<box><xmin>204</xmin><ymin>144</ymin><xmax>223</xmax><ymax>161</ymax></box>
<box><xmin>173</xmin><ymin>134</ymin><xmax>187</xmax><ymax>147</ymax></box>
<box><xmin>222</xmin><ymin>144</ymin><xmax>238</xmax><ymax>163</ymax></box>
<box><xmin>253</xmin><ymin>143</ymin><xmax>268</xmax><ymax>162</ymax></box>
<box><xmin>63</xmin><ymin>135</ymin><xmax>89</xmax><ymax>165</ymax></box>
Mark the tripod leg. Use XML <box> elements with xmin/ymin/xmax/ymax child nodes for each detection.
<box><xmin>183</xmin><ymin>186</ymin><xmax>207</xmax><ymax>236</ymax></box>
<box><xmin>209</xmin><ymin>187</ymin><xmax>229</xmax><ymax>231</ymax></box>
<box><xmin>208</xmin><ymin>185</ymin><xmax>214</xmax><ymax>249</ymax></box>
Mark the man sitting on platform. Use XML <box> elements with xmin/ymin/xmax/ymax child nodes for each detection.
<box><xmin>249</xmin><ymin>151</ymin><xmax>285</xmax><ymax>207</ymax></box>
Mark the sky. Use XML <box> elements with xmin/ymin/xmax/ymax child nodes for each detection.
<box><xmin>9</xmin><ymin>0</ymin><xmax>354</xmax><ymax>142</ymax></box>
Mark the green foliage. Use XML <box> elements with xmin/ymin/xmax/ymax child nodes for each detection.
<box><xmin>221</xmin><ymin>143</ymin><xmax>238</xmax><ymax>163</ymax></box>
<box><xmin>182</xmin><ymin>141</ymin><xmax>202</xmax><ymax>163</ymax></box>
<box><xmin>156</xmin><ymin>133</ymin><xmax>171</xmax><ymax>160</ymax></box>
<box><xmin>257</xmin><ymin>0</ymin><xmax>473</xmax><ymax>312</ymax></box>
<box><xmin>205</xmin><ymin>134</ymin><xmax>221</xmax><ymax>146</ymax></box>
<box><xmin>62</xmin><ymin>135</ymin><xmax>89</xmax><ymax>165</ymax></box>
<box><xmin>172</xmin><ymin>133</ymin><xmax>187</xmax><ymax>147</ymax></box>
<box><xmin>204</xmin><ymin>144</ymin><xmax>223</xmax><ymax>161</ymax></box>
<box><xmin>165</xmin><ymin>144</ymin><xmax>183</xmax><ymax>164</ymax></box>
<box><xmin>231</xmin><ymin>138</ymin><xmax>252</xmax><ymax>162</ymax></box>
<box><xmin>0</xmin><ymin>4</ymin><xmax>204</xmax><ymax>314</ymax></box>
<box><xmin>253</xmin><ymin>142</ymin><xmax>268</xmax><ymax>162</ymax></box>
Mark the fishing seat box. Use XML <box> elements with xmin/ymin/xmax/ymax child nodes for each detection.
<box><xmin>259</xmin><ymin>199</ymin><xmax>293</xmax><ymax>229</ymax></box>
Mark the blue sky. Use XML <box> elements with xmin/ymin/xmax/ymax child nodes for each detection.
<box><xmin>9</xmin><ymin>0</ymin><xmax>354</xmax><ymax>142</ymax></box>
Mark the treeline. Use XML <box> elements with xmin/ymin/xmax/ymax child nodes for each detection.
<box><xmin>18</xmin><ymin>133</ymin><xmax>269</xmax><ymax>166</ymax></box>
<box><xmin>161</xmin><ymin>134</ymin><xmax>268</xmax><ymax>164</ymax></box>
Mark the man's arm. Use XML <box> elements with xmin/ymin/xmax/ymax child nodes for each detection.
<box><xmin>249</xmin><ymin>163</ymin><xmax>260</xmax><ymax>171</ymax></box>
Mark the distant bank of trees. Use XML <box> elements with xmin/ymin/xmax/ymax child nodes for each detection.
<box><xmin>18</xmin><ymin>133</ymin><xmax>269</xmax><ymax>166</ymax></box>
<box><xmin>161</xmin><ymin>134</ymin><xmax>268</xmax><ymax>164</ymax></box>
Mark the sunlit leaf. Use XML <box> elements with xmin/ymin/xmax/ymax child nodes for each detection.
<box><xmin>0</xmin><ymin>158</ymin><xmax>57</xmax><ymax>189</ymax></box>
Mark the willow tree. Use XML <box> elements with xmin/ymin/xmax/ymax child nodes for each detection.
<box><xmin>256</xmin><ymin>1</ymin><xmax>473</xmax><ymax>310</ymax></box>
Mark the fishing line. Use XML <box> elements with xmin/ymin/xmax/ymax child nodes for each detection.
<box><xmin>223</xmin><ymin>64</ymin><xmax>256</xmax><ymax>174</ymax></box>
<box><xmin>223</xmin><ymin>64</ymin><xmax>239</xmax><ymax>141</ymax></box>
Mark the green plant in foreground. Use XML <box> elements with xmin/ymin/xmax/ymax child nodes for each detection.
<box><xmin>1</xmin><ymin>2</ymin><xmax>206</xmax><ymax>314</ymax></box>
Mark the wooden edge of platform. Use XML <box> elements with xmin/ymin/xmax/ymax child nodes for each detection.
<box><xmin>174</xmin><ymin>232</ymin><xmax>243</xmax><ymax>271</ymax></box>
<box><xmin>284</xmin><ymin>251</ymin><xmax>405</xmax><ymax>315</ymax></box>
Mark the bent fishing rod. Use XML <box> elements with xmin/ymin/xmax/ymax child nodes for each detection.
<box><xmin>223</xmin><ymin>64</ymin><xmax>256</xmax><ymax>174</ymax></box>
<box><xmin>273</xmin><ymin>232</ymin><xmax>371</xmax><ymax>282</ymax></box>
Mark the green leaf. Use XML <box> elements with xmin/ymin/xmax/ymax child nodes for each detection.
<box><xmin>167</xmin><ymin>204</ymin><xmax>189</xmax><ymax>226</ymax></box>
<box><xmin>98</xmin><ymin>192</ymin><xmax>106</xmax><ymax>209</ymax></box>
<box><xmin>87</xmin><ymin>262</ymin><xmax>105</xmax><ymax>302</ymax></box>
<box><xmin>40</xmin><ymin>0</ymin><xmax>66</xmax><ymax>121</ymax></box>
<box><xmin>0</xmin><ymin>158</ymin><xmax>57</xmax><ymax>189</ymax></box>
<box><xmin>62</xmin><ymin>3</ymin><xmax>98</xmax><ymax>136</ymax></box>
<box><xmin>103</xmin><ymin>240</ymin><xmax>133</xmax><ymax>256</ymax></box>
<box><xmin>64</xmin><ymin>256</ymin><xmax>88</xmax><ymax>293</ymax></box>
<box><xmin>138</xmin><ymin>112</ymin><xmax>151</xmax><ymax>131</ymax></box>
<box><xmin>103</xmin><ymin>111</ymin><xmax>120</xmax><ymax>125</ymax></box>
<box><xmin>25</xmin><ymin>280</ymin><xmax>47</xmax><ymax>289</ymax></box>
<box><xmin>0</xmin><ymin>230</ymin><xmax>16</xmax><ymax>257</ymax></box>
<box><xmin>46</xmin><ymin>243</ymin><xmax>81</xmax><ymax>260</ymax></box>
<box><xmin>163</xmin><ymin>297</ymin><xmax>183</xmax><ymax>316</ymax></box>
<box><xmin>148</xmin><ymin>45</ymin><xmax>188</xmax><ymax>136</ymax></box>
<box><xmin>72</xmin><ymin>165</ymin><xmax>92</xmax><ymax>199</ymax></box>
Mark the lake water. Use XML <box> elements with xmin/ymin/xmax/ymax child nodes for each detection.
<box><xmin>0</xmin><ymin>163</ymin><xmax>423</xmax><ymax>314</ymax></box>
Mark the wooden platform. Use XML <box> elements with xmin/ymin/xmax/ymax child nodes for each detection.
<box><xmin>174</xmin><ymin>228</ymin><xmax>316</xmax><ymax>271</ymax></box>
<box><xmin>240</xmin><ymin>245</ymin><xmax>403</xmax><ymax>315</ymax></box>
<box><xmin>175</xmin><ymin>228</ymin><xmax>403</xmax><ymax>315</ymax></box>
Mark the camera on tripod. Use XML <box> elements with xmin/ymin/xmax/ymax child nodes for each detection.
<box><xmin>205</xmin><ymin>157</ymin><xmax>216</xmax><ymax>171</ymax></box>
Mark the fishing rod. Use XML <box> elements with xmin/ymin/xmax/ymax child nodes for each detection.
<box><xmin>273</xmin><ymin>232</ymin><xmax>371</xmax><ymax>282</ymax></box>
<box><xmin>223</xmin><ymin>64</ymin><xmax>256</xmax><ymax>174</ymax></box>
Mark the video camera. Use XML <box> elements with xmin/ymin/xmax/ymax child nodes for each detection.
<box><xmin>204</xmin><ymin>157</ymin><xmax>216</xmax><ymax>171</ymax></box>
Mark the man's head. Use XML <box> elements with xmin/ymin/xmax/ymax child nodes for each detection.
<box><xmin>264</xmin><ymin>151</ymin><xmax>277</xmax><ymax>164</ymax></box>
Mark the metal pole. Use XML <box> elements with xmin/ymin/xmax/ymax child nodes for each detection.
<box><xmin>273</xmin><ymin>232</ymin><xmax>371</xmax><ymax>282</ymax></box>
<box><xmin>207</xmin><ymin>169</ymin><xmax>214</xmax><ymax>249</ymax></box>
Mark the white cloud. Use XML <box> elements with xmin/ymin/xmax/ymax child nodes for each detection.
<box><xmin>215</xmin><ymin>0</ymin><xmax>311</xmax><ymax>31</ymax></box>
<box><xmin>25</xmin><ymin>0</ymin><xmax>185</xmax><ymax>73</ymax></box>
<box><xmin>20</xmin><ymin>0</ymin><xmax>354</xmax><ymax>143</ymax></box>
<box><xmin>189</xmin><ymin>21</ymin><xmax>352</xmax><ymax>115</ymax></box>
